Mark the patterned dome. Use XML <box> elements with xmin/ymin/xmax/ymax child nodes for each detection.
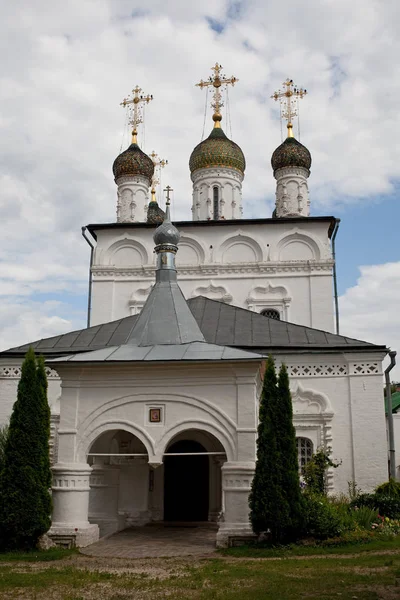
<box><xmin>271</xmin><ymin>136</ymin><xmax>311</xmax><ymax>174</ymax></box>
<box><xmin>153</xmin><ymin>208</ymin><xmax>180</xmax><ymax>247</ymax></box>
<box><xmin>189</xmin><ymin>127</ymin><xmax>246</xmax><ymax>175</ymax></box>
<box><xmin>113</xmin><ymin>143</ymin><xmax>155</xmax><ymax>183</ymax></box>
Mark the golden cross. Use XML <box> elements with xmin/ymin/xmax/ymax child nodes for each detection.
<box><xmin>196</xmin><ymin>63</ymin><xmax>239</xmax><ymax>128</ymax></box>
<box><xmin>164</xmin><ymin>185</ymin><xmax>173</xmax><ymax>206</ymax></box>
<box><xmin>271</xmin><ymin>79</ymin><xmax>307</xmax><ymax>138</ymax></box>
<box><xmin>120</xmin><ymin>85</ymin><xmax>153</xmax><ymax>143</ymax></box>
<box><xmin>149</xmin><ymin>151</ymin><xmax>168</xmax><ymax>200</ymax></box>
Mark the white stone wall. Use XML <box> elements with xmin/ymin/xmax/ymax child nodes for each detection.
<box><xmin>46</xmin><ymin>350</ymin><xmax>388</xmax><ymax>545</ymax></box>
<box><xmin>0</xmin><ymin>358</ymin><xmax>61</xmax><ymax>425</ymax></box>
<box><xmin>274</xmin><ymin>166</ymin><xmax>310</xmax><ymax>217</ymax></box>
<box><xmin>116</xmin><ymin>175</ymin><xmax>150</xmax><ymax>223</ymax></box>
<box><xmin>191</xmin><ymin>167</ymin><xmax>243</xmax><ymax>220</ymax></box>
<box><xmin>90</xmin><ymin>220</ymin><xmax>335</xmax><ymax>331</ymax></box>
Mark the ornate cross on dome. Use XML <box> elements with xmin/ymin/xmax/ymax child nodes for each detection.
<box><xmin>196</xmin><ymin>63</ymin><xmax>239</xmax><ymax>128</ymax></box>
<box><xmin>120</xmin><ymin>86</ymin><xmax>153</xmax><ymax>144</ymax></box>
<box><xmin>164</xmin><ymin>185</ymin><xmax>173</xmax><ymax>206</ymax></box>
<box><xmin>149</xmin><ymin>151</ymin><xmax>168</xmax><ymax>202</ymax></box>
<box><xmin>271</xmin><ymin>79</ymin><xmax>307</xmax><ymax>138</ymax></box>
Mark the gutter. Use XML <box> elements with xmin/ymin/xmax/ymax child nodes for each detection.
<box><xmin>331</xmin><ymin>218</ymin><xmax>341</xmax><ymax>334</ymax></box>
<box><xmin>81</xmin><ymin>227</ymin><xmax>95</xmax><ymax>328</ymax></box>
<box><xmin>385</xmin><ymin>350</ymin><xmax>397</xmax><ymax>480</ymax></box>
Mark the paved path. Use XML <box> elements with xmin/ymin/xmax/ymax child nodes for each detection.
<box><xmin>80</xmin><ymin>523</ymin><xmax>218</xmax><ymax>558</ymax></box>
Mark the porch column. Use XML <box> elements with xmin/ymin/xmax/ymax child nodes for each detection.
<box><xmin>216</xmin><ymin>461</ymin><xmax>255</xmax><ymax>548</ymax></box>
<box><xmin>49</xmin><ymin>463</ymin><xmax>99</xmax><ymax>548</ymax></box>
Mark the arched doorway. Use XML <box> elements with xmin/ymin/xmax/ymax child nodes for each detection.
<box><xmin>164</xmin><ymin>440</ymin><xmax>209</xmax><ymax>522</ymax></box>
<box><xmin>87</xmin><ymin>429</ymin><xmax>149</xmax><ymax>536</ymax></box>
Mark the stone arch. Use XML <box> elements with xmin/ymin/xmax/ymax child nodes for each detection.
<box><xmin>77</xmin><ymin>392</ymin><xmax>236</xmax><ymax>461</ymax></box>
<box><xmin>158</xmin><ymin>420</ymin><xmax>234</xmax><ymax>461</ymax></box>
<box><xmin>106</xmin><ymin>238</ymin><xmax>148</xmax><ymax>267</ymax></box>
<box><xmin>175</xmin><ymin>234</ymin><xmax>206</xmax><ymax>266</ymax></box>
<box><xmin>77</xmin><ymin>420</ymin><xmax>155</xmax><ymax>463</ymax></box>
<box><xmin>273</xmin><ymin>229</ymin><xmax>321</xmax><ymax>261</ymax></box>
<box><xmin>218</xmin><ymin>232</ymin><xmax>264</xmax><ymax>263</ymax></box>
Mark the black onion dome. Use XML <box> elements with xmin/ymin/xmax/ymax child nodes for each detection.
<box><xmin>113</xmin><ymin>143</ymin><xmax>155</xmax><ymax>182</ymax></box>
<box><xmin>271</xmin><ymin>136</ymin><xmax>311</xmax><ymax>174</ymax></box>
<box><xmin>189</xmin><ymin>127</ymin><xmax>246</xmax><ymax>175</ymax></box>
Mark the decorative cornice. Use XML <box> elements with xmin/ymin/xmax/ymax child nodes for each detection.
<box><xmin>0</xmin><ymin>366</ymin><xmax>60</xmax><ymax>379</ymax></box>
<box><xmin>116</xmin><ymin>175</ymin><xmax>150</xmax><ymax>186</ymax></box>
<box><xmin>92</xmin><ymin>260</ymin><xmax>334</xmax><ymax>278</ymax></box>
<box><xmin>191</xmin><ymin>167</ymin><xmax>244</xmax><ymax>183</ymax></box>
<box><xmin>274</xmin><ymin>166</ymin><xmax>310</xmax><ymax>179</ymax></box>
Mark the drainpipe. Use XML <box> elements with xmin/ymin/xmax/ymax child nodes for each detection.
<box><xmin>331</xmin><ymin>218</ymin><xmax>341</xmax><ymax>334</ymax></box>
<box><xmin>385</xmin><ymin>350</ymin><xmax>397</xmax><ymax>480</ymax></box>
<box><xmin>81</xmin><ymin>227</ymin><xmax>95</xmax><ymax>328</ymax></box>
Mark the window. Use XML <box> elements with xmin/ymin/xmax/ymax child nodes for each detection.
<box><xmin>261</xmin><ymin>308</ymin><xmax>280</xmax><ymax>320</ymax></box>
<box><xmin>213</xmin><ymin>186</ymin><xmax>219</xmax><ymax>220</ymax></box>
<box><xmin>297</xmin><ymin>437</ymin><xmax>313</xmax><ymax>472</ymax></box>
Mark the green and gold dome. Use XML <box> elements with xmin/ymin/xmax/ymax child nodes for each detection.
<box><xmin>189</xmin><ymin>116</ymin><xmax>246</xmax><ymax>176</ymax></box>
<box><xmin>271</xmin><ymin>126</ymin><xmax>311</xmax><ymax>175</ymax></box>
<box><xmin>113</xmin><ymin>132</ymin><xmax>155</xmax><ymax>183</ymax></box>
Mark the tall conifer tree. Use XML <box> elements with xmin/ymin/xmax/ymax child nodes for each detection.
<box><xmin>249</xmin><ymin>355</ymin><xmax>286</xmax><ymax>540</ymax></box>
<box><xmin>277</xmin><ymin>363</ymin><xmax>304</xmax><ymax>537</ymax></box>
<box><xmin>249</xmin><ymin>356</ymin><xmax>304</xmax><ymax>542</ymax></box>
<box><xmin>0</xmin><ymin>348</ymin><xmax>52</xmax><ymax>550</ymax></box>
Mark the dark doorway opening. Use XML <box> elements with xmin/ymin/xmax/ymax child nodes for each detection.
<box><xmin>164</xmin><ymin>440</ymin><xmax>209</xmax><ymax>522</ymax></box>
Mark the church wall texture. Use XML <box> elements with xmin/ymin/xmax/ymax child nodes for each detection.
<box><xmin>90</xmin><ymin>220</ymin><xmax>334</xmax><ymax>332</ymax></box>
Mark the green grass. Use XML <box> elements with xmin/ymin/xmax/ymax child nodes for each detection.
<box><xmin>0</xmin><ymin>541</ymin><xmax>400</xmax><ymax>599</ymax></box>
<box><xmin>220</xmin><ymin>534</ymin><xmax>400</xmax><ymax>558</ymax></box>
<box><xmin>0</xmin><ymin>547</ymin><xmax>76</xmax><ymax>562</ymax></box>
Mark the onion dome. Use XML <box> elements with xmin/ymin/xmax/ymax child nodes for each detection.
<box><xmin>271</xmin><ymin>135</ymin><xmax>311</xmax><ymax>175</ymax></box>
<box><xmin>147</xmin><ymin>189</ymin><xmax>166</xmax><ymax>225</ymax></box>
<box><xmin>153</xmin><ymin>202</ymin><xmax>180</xmax><ymax>247</ymax></box>
<box><xmin>113</xmin><ymin>142</ymin><xmax>155</xmax><ymax>183</ymax></box>
<box><xmin>189</xmin><ymin>124</ymin><xmax>246</xmax><ymax>175</ymax></box>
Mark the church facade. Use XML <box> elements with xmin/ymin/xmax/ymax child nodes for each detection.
<box><xmin>0</xmin><ymin>72</ymin><xmax>390</xmax><ymax>548</ymax></box>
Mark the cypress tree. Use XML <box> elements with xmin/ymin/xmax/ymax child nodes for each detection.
<box><xmin>249</xmin><ymin>355</ymin><xmax>287</xmax><ymax>541</ymax></box>
<box><xmin>277</xmin><ymin>363</ymin><xmax>304</xmax><ymax>539</ymax></box>
<box><xmin>0</xmin><ymin>348</ymin><xmax>52</xmax><ymax>550</ymax></box>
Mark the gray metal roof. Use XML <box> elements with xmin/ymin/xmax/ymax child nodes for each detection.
<box><xmin>0</xmin><ymin>296</ymin><xmax>386</xmax><ymax>358</ymax></box>
<box><xmin>127</xmin><ymin>281</ymin><xmax>204</xmax><ymax>346</ymax></box>
<box><xmin>48</xmin><ymin>341</ymin><xmax>263</xmax><ymax>364</ymax></box>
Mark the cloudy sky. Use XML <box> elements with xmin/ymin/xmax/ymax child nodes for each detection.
<box><xmin>1</xmin><ymin>0</ymin><xmax>400</xmax><ymax>376</ymax></box>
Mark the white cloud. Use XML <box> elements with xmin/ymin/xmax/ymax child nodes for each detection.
<box><xmin>0</xmin><ymin>298</ymin><xmax>84</xmax><ymax>352</ymax></box>
<box><xmin>0</xmin><ymin>0</ymin><xmax>399</xmax><ymax>349</ymax></box>
<box><xmin>340</xmin><ymin>262</ymin><xmax>400</xmax><ymax>380</ymax></box>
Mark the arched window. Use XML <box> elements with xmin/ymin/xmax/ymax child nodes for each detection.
<box><xmin>260</xmin><ymin>308</ymin><xmax>281</xmax><ymax>320</ymax></box>
<box><xmin>213</xmin><ymin>186</ymin><xmax>219</xmax><ymax>220</ymax></box>
<box><xmin>297</xmin><ymin>437</ymin><xmax>313</xmax><ymax>472</ymax></box>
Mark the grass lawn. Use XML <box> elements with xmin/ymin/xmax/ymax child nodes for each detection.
<box><xmin>0</xmin><ymin>539</ymin><xmax>400</xmax><ymax>599</ymax></box>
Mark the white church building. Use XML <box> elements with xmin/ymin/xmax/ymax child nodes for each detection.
<box><xmin>0</xmin><ymin>72</ymin><xmax>389</xmax><ymax>548</ymax></box>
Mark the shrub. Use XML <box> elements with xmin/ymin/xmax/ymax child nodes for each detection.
<box><xmin>374</xmin><ymin>479</ymin><xmax>400</xmax><ymax>499</ymax></box>
<box><xmin>350</xmin><ymin>493</ymin><xmax>400</xmax><ymax>520</ymax></box>
<box><xmin>303</xmin><ymin>493</ymin><xmax>343</xmax><ymax>539</ymax></box>
<box><xmin>303</xmin><ymin>448</ymin><xmax>341</xmax><ymax>495</ymax></box>
<box><xmin>352</xmin><ymin>506</ymin><xmax>379</xmax><ymax>529</ymax></box>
